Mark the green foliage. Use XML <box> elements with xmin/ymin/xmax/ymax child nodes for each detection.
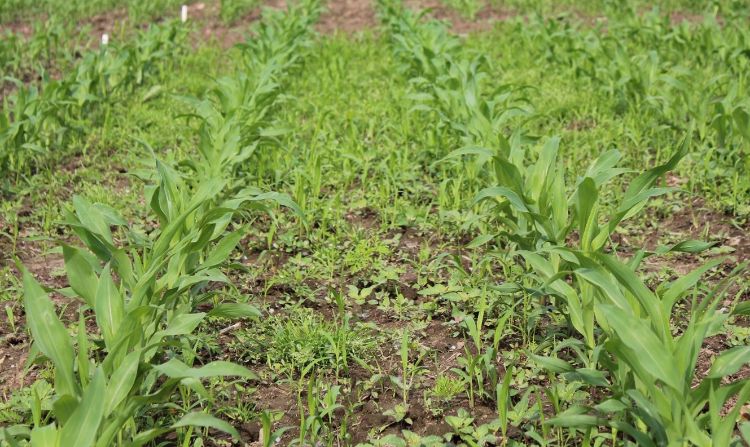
<box><xmin>378</xmin><ymin>1</ymin><xmax>750</xmax><ymax>444</ymax></box>
<box><xmin>265</xmin><ymin>308</ymin><xmax>376</xmax><ymax>376</ymax></box>
<box><xmin>431</xmin><ymin>374</ymin><xmax>464</xmax><ymax>401</ymax></box>
<box><xmin>0</xmin><ymin>0</ymin><xmax>187</xmax><ymax>25</ymax></box>
<box><xmin>0</xmin><ymin>20</ymin><xmax>187</xmax><ymax>180</ymax></box>
<box><xmin>3</xmin><ymin>0</ymin><xmax>750</xmax><ymax>445</ymax></box>
<box><xmin>220</xmin><ymin>0</ymin><xmax>260</xmax><ymax>23</ymax></box>
<box><xmin>4</xmin><ymin>1</ymin><xmax>320</xmax><ymax>444</ymax></box>
<box><xmin>514</xmin><ymin>8</ymin><xmax>750</xmax><ymax>213</ymax></box>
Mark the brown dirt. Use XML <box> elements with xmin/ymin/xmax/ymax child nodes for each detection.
<box><xmin>344</xmin><ymin>206</ymin><xmax>381</xmax><ymax>229</ymax></box>
<box><xmin>221</xmin><ymin>309</ymin><xmax>498</xmax><ymax>445</ymax></box>
<box><xmin>83</xmin><ymin>7</ymin><xmax>130</xmax><ymax>42</ymax></box>
<box><xmin>228</xmin><ymin>198</ymin><xmax>750</xmax><ymax>443</ymax></box>
<box><xmin>405</xmin><ymin>0</ymin><xmax>515</xmax><ymax>34</ymax></box>
<box><xmin>316</xmin><ymin>0</ymin><xmax>377</xmax><ymax>34</ymax></box>
<box><xmin>221</xmin><ymin>216</ymin><xmax>505</xmax><ymax>444</ymax></box>
<box><xmin>566</xmin><ymin>118</ymin><xmax>596</xmax><ymax>132</ymax></box>
<box><xmin>0</xmin><ymin>19</ymin><xmax>36</xmax><ymax>38</ymax></box>
<box><xmin>0</xmin><ymin>199</ymin><xmax>81</xmax><ymax>397</ymax></box>
<box><xmin>190</xmin><ymin>1</ymin><xmax>261</xmax><ymax>48</ymax></box>
<box><xmin>2</xmin><ymin>3</ymin><xmax>749</xmax><ymax>443</ymax></box>
<box><xmin>0</xmin><ymin>330</ymin><xmax>33</xmax><ymax>400</ymax></box>
<box><xmin>668</xmin><ymin>10</ymin><xmax>725</xmax><ymax>26</ymax></box>
<box><xmin>0</xmin><ymin>82</ymin><xmax>12</xmax><ymax>104</ymax></box>
<box><xmin>0</xmin><ymin>215</ymin><xmax>12</xmax><ymax>262</ymax></box>
<box><xmin>613</xmin><ymin>196</ymin><xmax>749</xmax><ymax>281</ymax></box>
<box><xmin>638</xmin><ymin>197</ymin><xmax>750</xmax><ymax>263</ymax></box>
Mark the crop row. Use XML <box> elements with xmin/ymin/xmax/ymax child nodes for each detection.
<box><xmin>508</xmin><ymin>9</ymin><xmax>750</xmax><ymax>214</ymax></box>
<box><xmin>0</xmin><ymin>20</ymin><xmax>187</xmax><ymax>189</ymax></box>
<box><xmin>0</xmin><ymin>1</ymin><xmax>321</xmax><ymax>446</ymax></box>
<box><xmin>371</xmin><ymin>1</ymin><xmax>750</xmax><ymax>445</ymax></box>
<box><xmin>0</xmin><ymin>0</ymin><xmax>188</xmax><ymax>26</ymax></box>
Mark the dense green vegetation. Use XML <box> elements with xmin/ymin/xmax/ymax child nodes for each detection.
<box><xmin>1</xmin><ymin>0</ymin><xmax>749</xmax><ymax>445</ymax></box>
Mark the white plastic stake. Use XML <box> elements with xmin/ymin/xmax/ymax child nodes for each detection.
<box><xmin>101</xmin><ymin>33</ymin><xmax>109</xmax><ymax>45</ymax></box>
<box><xmin>181</xmin><ymin>5</ymin><xmax>188</xmax><ymax>22</ymax></box>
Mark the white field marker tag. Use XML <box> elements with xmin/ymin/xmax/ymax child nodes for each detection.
<box><xmin>181</xmin><ymin>5</ymin><xmax>188</xmax><ymax>22</ymax></box>
<box><xmin>101</xmin><ymin>33</ymin><xmax>109</xmax><ymax>45</ymax></box>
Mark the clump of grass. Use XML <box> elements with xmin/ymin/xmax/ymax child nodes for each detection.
<box><xmin>266</xmin><ymin>308</ymin><xmax>377</xmax><ymax>377</ymax></box>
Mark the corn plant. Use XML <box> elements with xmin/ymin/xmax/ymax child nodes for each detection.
<box><xmin>296</xmin><ymin>375</ymin><xmax>342</xmax><ymax>446</ymax></box>
<box><xmin>180</xmin><ymin>0</ymin><xmax>320</xmax><ymax>184</ymax></box>
<box><xmin>378</xmin><ymin>0</ymin><xmax>533</xmax><ymax>216</ymax></box>
<box><xmin>519</xmin><ymin>8</ymin><xmax>750</xmax><ymax>213</ymax></box>
<box><xmin>380</xmin><ymin>4</ymin><xmax>750</xmax><ymax>445</ymax></box>
<box><xmin>0</xmin><ymin>30</ymin><xmax>23</xmax><ymax>75</ymax></box>
<box><xmin>9</xmin><ymin>193</ymin><xmax>257</xmax><ymax>445</ymax></box>
<box><xmin>0</xmin><ymin>17</ymin><xmax>71</xmax><ymax>83</ymax></box>
<box><xmin>239</xmin><ymin>0</ymin><xmax>321</xmax><ymax>69</ymax></box>
<box><xmin>0</xmin><ymin>79</ymin><xmax>69</xmax><ymax>179</ymax></box>
<box><xmin>3</xmin><ymin>150</ymin><xmax>302</xmax><ymax>445</ymax></box>
<box><xmin>544</xmin><ymin>253</ymin><xmax>750</xmax><ymax>446</ymax></box>
<box><xmin>442</xmin><ymin>125</ymin><xmax>695</xmax><ymax>353</ymax></box>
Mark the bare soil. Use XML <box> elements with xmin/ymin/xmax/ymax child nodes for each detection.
<box><xmin>635</xmin><ymin>198</ymin><xmax>750</xmax><ymax>277</ymax></box>
<box><xmin>405</xmin><ymin>0</ymin><xmax>514</xmax><ymax>34</ymax></box>
<box><xmin>190</xmin><ymin>1</ymin><xmax>263</xmax><ymax>48</ymax></box>
<box><xmin>316</xmin><ymin>0</ymin><xmax>377</xmax><ymax>34</ymax></box>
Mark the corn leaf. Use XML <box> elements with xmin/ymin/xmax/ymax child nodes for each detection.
<box><xmin>172</xmin><ymin>412</ymin><xmax>239</xmax><ymax>440</ymax></box>
<box><xmin>105</xmin><ymin>350</ymin><xmax>140</xmax><ymax>417</ymax></box>
<box><xmin>153</xmin><ymin>358</ymin><xmax>256</xmax><ymax>380</ymax></box>
<box><xmin>95</xmin><ymin>264</ymin><xmax>124</xmax><ymax>349</ymax></box>
<box><xmin>600</xmin><ymin>305</ymin><xmax>681</xmax><ymax>391</ymax></box>
<box><xmin>22</xmin><ymin>269</ymin><xmax>77</xmax><ymax>398</ymax></box>
<box><xmin>63</xmin><ymin>245</ymin><xmax>99</xmax><ymax>307</ymax></box>
<box><xmin>707</xmin><ymin>346</ymin><xmax>750</xmax><ymax>379</ymax></box>
<box><xmin>59</xmin><ymin>368</ymin><xmax>106</xmax><ymax>447</ymax></box>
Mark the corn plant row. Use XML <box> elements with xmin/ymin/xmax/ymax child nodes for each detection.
<box><xmin>377</xmin><ymin>2</ymin><xmax>750</xmax><ymax>445</ymax></box>
<box><xmin>377</xmin><ymin>0</ymin><xmax>531</xmax><ymax>157</ymax></box>
<box><xmin>524</xmin><ymin>8</ymin><xmax>750</xmax><ymax>142</ymax></box>
<box><xmin>517</xmin><ymin>10</ymin><xmax>750</xmax><ymax>211</ymax></box>
<box><xmin>0</xmin><ymin>1</ymin><xmax>321</xmax><ymax>446</ymax></box>
<box><xmin>0</xmin><ymin>18</ymin><xmax>71</xmax><ymax>85</ymax></box>
<box><xmin>0</xmin><ymin>20</ymin><xmax>187</xmax><ymax>185</ymax></box>
<box><xmin>0</xmin><ymin>0</ymin><xmax>189</xmax><ymax>26</ymax></box>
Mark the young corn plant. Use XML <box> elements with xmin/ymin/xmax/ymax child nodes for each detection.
<box><xmin>515</xmin><ymin>9</ymin><xmax>750</xmax><ymax>212</ymax></box>
<box><xmin>378</xmin><ymin>0</ymin><xmax>532</xmax><ymax>157</ymax></box>
<box><xmin>0</xmin><ymin>79</ymin><xmax>67</xmax><ymax>179</ymax></box>
<box><xmin>463</xmin><ymin>118</ymin><xmax>749</xmax><ymax>443</ymax></box>
<box><xmin>378</xmin><ymin>0</ymin><xmax>533</xmax><ymax>208</ymax></box>
<box><xmin>181</xmin><ymin>0</ymin><xmax>320</xmax><ymax>183</ymax></box>
<box><xmin>390</xmin><ymin>330</ymin><xmax>426</xmax><ymax>407</ymax></box>
<box><xmin>545</xmin><ymin>254</ymin><xmax>750</xmax><ymax>446</ymax></box>
<box><xmin>457</xmin><ymin>130</ymin><xmax>694</xmax><ymax>350</ymax></box>
<box><xmin>296</xmin><ymin>375</ymin><xmax>343</xmax><ymax>446</ymax></box>
<box><xmin>4</xmin><ymin>172</ymin><xmax>270</xmax><ymax>445</ymax></box>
